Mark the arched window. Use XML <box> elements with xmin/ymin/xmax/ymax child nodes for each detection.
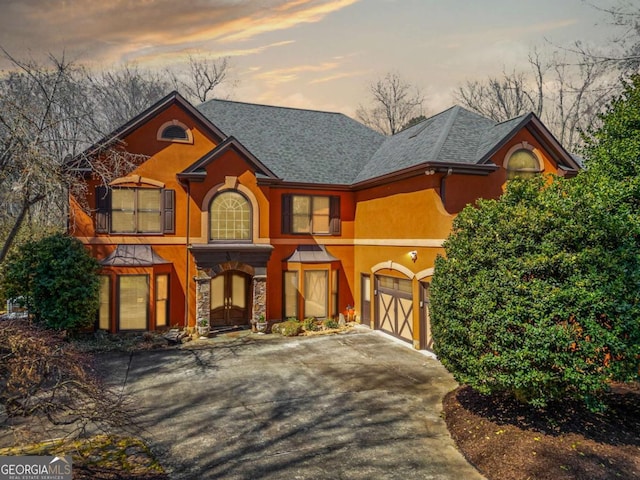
<box><xmin>161</xmin><ymin>125</ymin><xmax>188</xmax><ymax>140</ymax></box>
<box><xmin>209</xmin><ymin>191</ymin><xmax>251</xmax><ymax>241</ymax></box>
<box><xmin>157</xmin><ymin>120</ymin><xmax>193</xmax><ymax>143</ymax></box>
<box><xmin>505</xmin><ymin>144</ymin><xmax>542</xmax><ymax>179</ymax></box>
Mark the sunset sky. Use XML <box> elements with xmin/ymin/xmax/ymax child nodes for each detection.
<box><xmin>0</xmin><ymin>0</ymin><xmax>624</xmax><ymax>117</ymax></box>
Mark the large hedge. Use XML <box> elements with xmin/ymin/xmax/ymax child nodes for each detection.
<box><xmin>1</xmin><ymin>233</ymin><xmax>100</xmax><ymax>331</ymax></box>
<box><xmin>431</xmin><ymin>174</ymin><xmax>640</xmax><ymax>410</ymax></box>
<box><xmin>431</xmin><ymin>77</ymin><xmax>640</xmax><ymax>410</ymax></box>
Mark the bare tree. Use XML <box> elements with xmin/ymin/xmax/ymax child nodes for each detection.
<box><xmin>0</xmin><ymin>51</ymin><xmax>87</xmax><ymax>264</ymax></box>
<box><xmin>455</xmin><ymin>68</ymin><xmax>543</xmax><ymax>122</ymax></box>
<box><xmin>577</xmin><ymin>1</ymin><xmax>640</xmax><ymax>73</ymax></box>
<box><xmin>173</xmin><ymin>55</ymin><xmax>233</xmax><ymax>104</ymax></box>
<box><xmin>0</xmin><ymin>52</ymin><xmax>160</xmax><ymax>264</ymax></box>
<box><xmin>87</xmin><ymin>64</ymin><xmax>172</xmax><ymax>132</ymax></box>
<box><xmin>0</xmin><ymin>319</ymin><xmax>136</xmax><ymax>445</ymax></box>
<box><xmin>455</xmin><ymin>48</ymin><xmax>616</xmax><ymax>150</ymax></box>
<box><xmin>357</xmin><ymin>72</ymin><xmax>425</xmax><ymax>135</ymax></box>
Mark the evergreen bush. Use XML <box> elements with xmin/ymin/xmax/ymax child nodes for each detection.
<box><xmin>1</xmin><ymin>233</ymin><xmax>100</xmax><ymax>331</ymax></box>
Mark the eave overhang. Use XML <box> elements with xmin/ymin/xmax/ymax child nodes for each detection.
<box><xmin>351</xmin><ymin>161</ymin><xmax>499</xmax><ymax>191</ymax></box>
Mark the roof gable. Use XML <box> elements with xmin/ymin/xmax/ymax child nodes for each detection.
<box><xmin>101</xmin><ymin>91</ymin><xmax>226</xmax><ymax>147</ymax></box>
<box><xmin>68</xmin><ymin>91</ymin><xmax>226</xmax><ymax>171</ymax></box>
<box><xmin>475</xmin><ymin>113</ymin><xmax>581</xmax><ymax>173</ymax></box>
<box><xmin>178</xmin><ymin>136</ymin><xmax>279</xmax><ymax>182</ymax></box>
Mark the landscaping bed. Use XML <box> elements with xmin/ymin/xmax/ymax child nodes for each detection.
<box><xmin>443</xmin><ymin>384</ymin><xmax>640</xmax><ymax>480</ymax></box>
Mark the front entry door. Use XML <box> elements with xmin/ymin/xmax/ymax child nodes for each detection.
<box><xmin>210</xmin><ymin>271</ymin><xmax>251</xmax><ymax>327</ymax></box>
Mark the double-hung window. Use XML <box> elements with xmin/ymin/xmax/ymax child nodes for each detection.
<box><xmin>111</xmin><ymin>188</ymin><xmax>162</xmax><ymax>233</ymax></box>
<box><xmin>95</xmin><ymin>186</ymin><xmax>175</xmax><ymax>234</ymax></box>
<box><xmin>282</xmin><ymin>194</ymin><xmax>340</xmax><ymax>235</ymax></box>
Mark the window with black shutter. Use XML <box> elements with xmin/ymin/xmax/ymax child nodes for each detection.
<box><xmin>163</xmin><ymin>189</ymin><xmax>175</xmax><ymax>234</ymax></box>
<box><xmin>94</xmin><ymin>186</ymin><xmax>175</xmax><ymax>234</ymax></box>
<box><xmin>95</xmin><ymin>186</ymin><xmax>109</xmax><ymax>233</ymax></box>
<box><xmin>282</xmin><ymin>194</ymin><xmax>341</xmax><ymax>235</ymax></box>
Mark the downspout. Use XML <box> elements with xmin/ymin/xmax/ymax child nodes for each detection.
<box><xmin>184</xmin><ymin>181</ymin><xmax>191</xmax><ymax>330</ymax></box>
<box><xmin>439</xmin><ymin>168</ymin><xmax>453</xmax><ymax>206</ymax></box>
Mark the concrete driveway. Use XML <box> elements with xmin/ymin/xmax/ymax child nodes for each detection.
<box><xmin>100</xmin><ymin>329</ymin><xmax>484</xmax><ymax>480</ymax></box>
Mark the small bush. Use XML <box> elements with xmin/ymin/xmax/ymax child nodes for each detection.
<box><xmin>272</xmin><ymin>320</ymin><xmax>302</xmax><ymax>337</ymax></box>
<box><xmin>1</xmin><ymin>233</ymin><xmax>100</xmax><ymax>331</ymax></box>
<box><xmin>303</xmin><ymin>317</ymin><xmax>319</xmax><ymax>332</ymax></box>
<box><xmin>323</xmin><ymin>318</ymin><xmax>339</xmax><ymax>330</ymax></box>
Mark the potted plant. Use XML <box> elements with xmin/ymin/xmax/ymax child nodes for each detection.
<box><xmin>197</xmin><ymin>318</ymin><xmax>210</xmax><ymax>338</ymax></box>
<box><xmin>256</xmin><ymin>314</ymin><xmax>268</xmax><ymax>334</ymax></box>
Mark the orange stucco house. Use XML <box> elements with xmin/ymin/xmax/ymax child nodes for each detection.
<box><xmin>68</xmin><ymin>91</ymin><xmax>580</xmax><ymax>350</ymax></box>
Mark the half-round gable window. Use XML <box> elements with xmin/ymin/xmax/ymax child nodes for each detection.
<box><xmin>504</xmin><ymin>143</ymin><xmax>543</xmax><ymax>179</ymax></box>
<box><xmin>162</xmin><ymin>125</ymin><xmax>188</xmax><ymax>140</ymax></box>
<box><xmin>157</xmin><ymin>120</ymin><xmax>193</xmax><ymax>144</ymax></box>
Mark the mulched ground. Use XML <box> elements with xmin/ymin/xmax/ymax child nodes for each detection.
<box><xmin>442</xmin><ymin>384</ymin><xmax>640</xmax><ymax>480</ymax></box>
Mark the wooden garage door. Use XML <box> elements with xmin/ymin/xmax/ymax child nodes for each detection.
<box><xmin>375</xmin><ymin>275</ymin><xmax>413</xmax><ymax>343</ymax></box>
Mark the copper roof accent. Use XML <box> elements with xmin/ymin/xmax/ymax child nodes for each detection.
<box><xmin>100</xmin><ymin>245</ymin><xmax>171</xmax><ymax>266</ymax></box>
<box><xmin>284</xmin><ymin>245</ymin><xmax>339</xmax><ymax>263</ymax></box>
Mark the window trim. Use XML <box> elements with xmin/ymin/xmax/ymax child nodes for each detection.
<box><xmin>503</xmin><ymin>142</ymin><xmax>543</xmax><ymax>179</ymax></box>
<box><xmin>157</xmin><ymin>120</ymin><xmax>193</xmax><ymax>144</ymax></box>
<box><xmin>95</xmin><ymin>186</ymin><xmax>175</xmax><ymax>235</ymax></box>
<box><xmin>117</xmin><ymin>274</ymin><xmax>149</xmax><ymax>331</ymax></box>
<box><xmin>282</xmin><ymin>265</ymin><xmax>340</xmax><ymax>320</ymax></box>
<box><xmin>98</xmin><ymin>275</ymin><xmax>111</xmax><ymax>331</ymax></box>
<box><xmin>282</xmin><ymin>194</ymin><xmax>341</xmax><ymax>235</ymax></box>
<box><xmin>283</xmin><ymin>270</ymin><xmax>299</xmax><ymax>320</ymax></box>
<box><xmin>208</xmin><ymin>190</ymin><xmax>253</xmax><ymax>243</ymax></box>
<box><xmin>304</xmin><ymin>269</ymin><xmax>329</xmax><ymax>319</ymax></box>
<box><xmin>111</xmin><ymin>188</ymin><xmax>163</xmax><ymax>234</ymax></box>
<box><xmin>155</xmin><ymin>273</ymin><xmax>170</xmax><ymax>329</ymax></box>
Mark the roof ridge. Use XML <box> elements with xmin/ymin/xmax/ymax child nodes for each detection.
<box><xmin>429</xmin><ymin>105</ymin><xmax>461</xmax><ymax>162</ymax></box>
<box><xmin>493</xmin><ymin>112</ymin><xmax>529</xmax><ymax>126</ymax></box>
<box><xmin>201</xmin><ymin>98</ymin><xmax>346</xmax><ymax>116</ymax></box>
<box><xmin>474</xmin><ymin>113</ymin><xmax>534</xmax><ymax>163</ymax></box>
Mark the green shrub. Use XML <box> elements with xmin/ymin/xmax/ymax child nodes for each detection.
<box><xmin>431</xmin><ymin>176</ymin><xmax>640</xmax><ymax>410</ymax></box>
<box><xmin>322</xmin><ymin>318</ymin><xmax>339</xmax><ymax>330</ymax></box>
<box><xmin>303</xmin><ymin>317</ymin><xmax>319</xmax><ymax>331</ymax></box>
<box><xmin>272</xmin><ymin>320</ymin><xmax>302</xmax><ymax>337</ymax></box>
<box><xmin>1</xmin><ymin>233</ymin><xmax>100</xmax><ymax>331</ymax></box>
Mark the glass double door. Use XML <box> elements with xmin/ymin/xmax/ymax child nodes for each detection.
<box><xmin>210</xmin><ymin>271</ymin><xmax>251</xmax><ymax>326</ymax></box>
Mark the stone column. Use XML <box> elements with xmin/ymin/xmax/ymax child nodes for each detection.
<box><xmin>252</xmin><ymin>275</ymin><xmax>267</xmax><ymax>323</ymax></box>
<box><xmin>195</xmin><ymin>270</ymin><xmax>211</xmax><ymax>329</ymax></box>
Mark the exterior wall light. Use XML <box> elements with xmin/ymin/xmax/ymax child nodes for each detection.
<box><xmin>409</xmin><ymin>250</ymin><xmax>418</xmax><ymax>262</ymax></box>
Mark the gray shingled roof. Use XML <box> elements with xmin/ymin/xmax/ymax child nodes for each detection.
<box><xmin>197</xmin><ymin>98</ymin><xmax>563</xmax><ymax>186</ymax></box>
<box><xmin>197</xmin><ymin>99</ymin><xmax>385</xmax><ymax>184</ymax></box>
<box><xmin>354</xmin><ymin>106</ymin><xmax>501</xmax><ymax>182</ymax></box>
<box><xmin>475</xmin><ymin>114</ymin><xmax>529</xmax><ymax>163</ymax></box>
